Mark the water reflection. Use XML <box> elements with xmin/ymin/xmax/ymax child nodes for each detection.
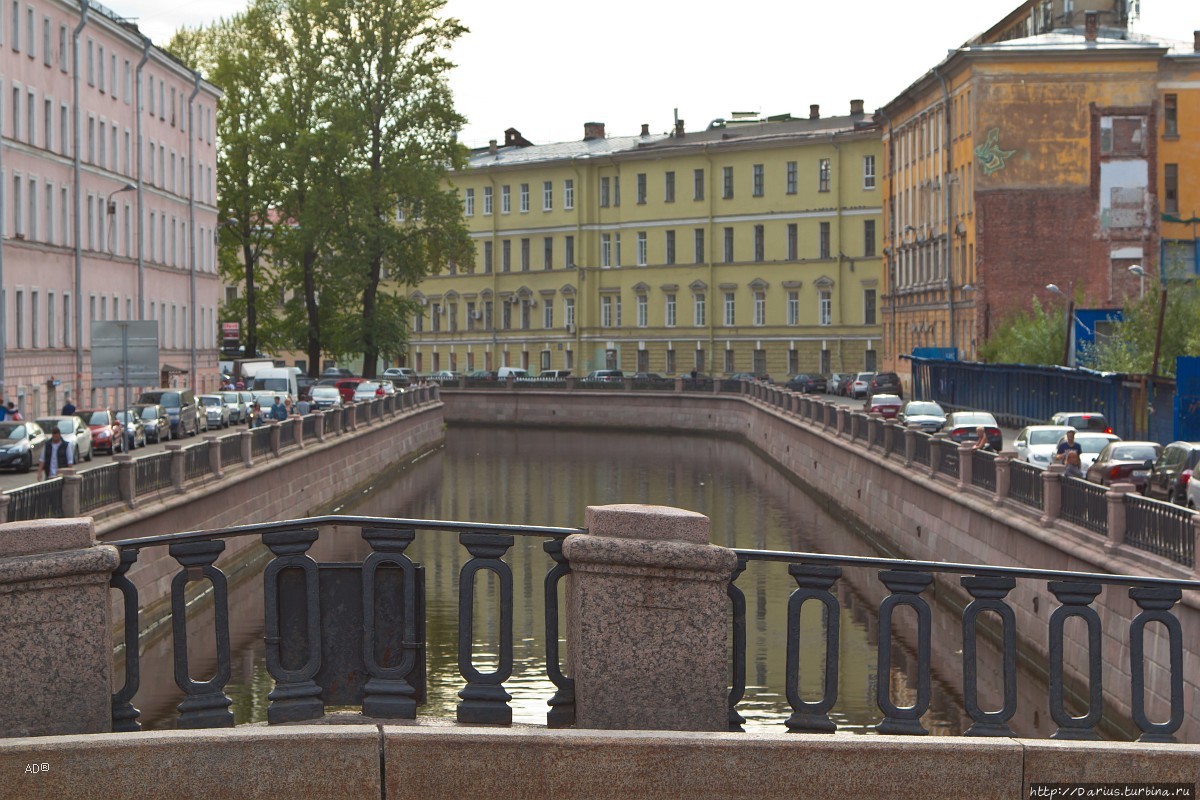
<box><xmin>139</xmin><ymin>425</ymin><xmax>1043</xmax><ymax>734</ymax></box>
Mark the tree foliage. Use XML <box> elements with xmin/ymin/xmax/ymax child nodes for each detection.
<box><xmin>1079</xmin><ymin>282</ymin><xmax>1200</xmax><ymax>378</ymax></box>
<box><xmin>978</xmin><ymin>297</ymin><xmax>1068</xmax><ymax>367</ymax></box>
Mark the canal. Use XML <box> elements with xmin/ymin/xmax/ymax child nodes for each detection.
<box><xmin>135</xmin><ymin>424</ymin><xmax>1035</xmax><ymax>734</ymax></box>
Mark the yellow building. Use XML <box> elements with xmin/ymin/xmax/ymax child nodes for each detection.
<box><xmin>879</xmin><ymin>1</ymin><xmax>1200</xmax><ymax>371</ymax></box>
<box><xmin>401</xmin><ymin>107</ymin><xmax>883</xmax><ymax>378</ymax></box>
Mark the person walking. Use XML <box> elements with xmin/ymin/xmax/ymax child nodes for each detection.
<box><xmin>61</xmin><ymin>397</ymin><xmax>76</xmax><ymax>416</ymax></box>
<box><xmin>270</xmin><ymin>396</ymin><xmax>288</xmax><ymax>422</ymax></box>
<box><xmin>6</xmin><ymin>402</ymin><xmax>23</xmax><ymax>421</ymax></box>
<box><xmin>1055</xmin><ymin>430</ymin><xmax>1082</xmax><ymax>464</ymax></box>
<box><xmin>0</xmin><ymin>400</ymin><xmax>8</xmax><ymax>422</ymax></box>
<box><xmin>37</xmin><ymin>427</ymin><xmax>74</xmax><ymax>480</ymax></box>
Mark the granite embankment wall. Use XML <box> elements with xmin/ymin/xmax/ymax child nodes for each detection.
<box><xmin>441</xmin><ymin>389</ymin><xmax>1200</xmax><ymax>742</ymax></box>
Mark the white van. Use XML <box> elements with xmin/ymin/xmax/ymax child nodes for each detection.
<box><xmin>496</xmin><ymin>367</ymin><xmax>530</xmax><ymax>380</ymax></box>
<box><xmin>252</xmin><ymin>368</ymin><xmax>299</xmax><ymax>400</ymax></box>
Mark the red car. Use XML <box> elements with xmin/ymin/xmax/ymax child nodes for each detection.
<box><xmin>865</xmin><ymin>394</ymin><xmax>903</xmax><ymax>419</ymax></box>
<box><xmin>77</xmin><ymin>408</ymin><xmax>126</xmax><ymax>454</ymax></box>
<box><xmin>334</xmin><ymin>378</ymin><xmax>368</xmax><ymax>403</ymax></box>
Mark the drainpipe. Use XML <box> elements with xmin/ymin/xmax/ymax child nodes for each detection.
<box><xmin>72</xmin><ymin>0</ymin><xmax>91</xmax><ymax>398</ymax></box>
<box><xmin>876</xmin><ymin>105</ymin><xmax>897</xmax><ymax>371</ymax></box>
<box><xmin>0</xmin><ymin>52</ymin><xmax>6</xmax><ymax>396</ymax></box>
<box><xmin>933</xmin><ymin>67</ymin><xmax>955</xmax><ymax>354</ymax></box>
<box><xmin>188</xmin><ymin>73</ymin><xmax>200</xmax><ymax>390</ymax></box>
<box><xmin>135</xmin><ymin>37</ymin><xmax>150</xmax><ymax>320</ymax></box>
<box><xmin>703</xmin><ymin>142</ymin><xmax>715</xmax><ymax>375</ymax></box>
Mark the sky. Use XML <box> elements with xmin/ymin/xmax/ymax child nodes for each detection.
<box><xmin>113</xmin><ymin>0</ymin><xmax>1195</xmax><ymax>148</ymax></box>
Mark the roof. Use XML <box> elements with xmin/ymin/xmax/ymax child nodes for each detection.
<box><xmin>466</xmin><ymin>135</ymin><xmax>669</xmax><ymax>169</ymax></box>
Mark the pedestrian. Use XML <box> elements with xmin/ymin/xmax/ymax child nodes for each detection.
<box><xmin>296</xmin><ymin>397</ymin><xmax>311</xmax><ymax>416</ymax></box>
<box><xmin>1055</xmin><ymin>430</ymin><xmax>1082</xmax><ymax>464</ymax></box>
<box><xmin>270</xmin><ymin>396</ymin><xmax>288</xmax><ymax>422</ymax></box>
<box><xmin>0</xmin><ymin>400</ymin><xmax>8</xmax><ymax>422</ymax></box>
<box><xmin>1063</xmin><ymin>449</ymin><xmax>1084</xmax><ymax>479</ymax></box>
<box><xmin>37</xmin><ymin>426</ymin><xmax>74</xmax><ymax>480</ymax></box>
<box><xmin>971</xmin><ymin>425</ymin><xmax>991</xmax><ymax>451</ymax></box>
<box><xmin>249</xmin><ymin>402</ymin><xmax>261</xmax><ymax>428</ymax></box>
<box><xmin>61</xmin><ymin>396</ymin><xmax>76</xmax><ymax>416</ymax></box>
<box><xmin>6</xmin><ymin>402</ymin><xmax>22</xmax><ymax>421</ymax></box>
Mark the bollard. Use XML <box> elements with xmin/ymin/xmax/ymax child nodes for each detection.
<box><xmin>673</xmin><ymin>376</ymin><xmax>683</xmax><ymax>394</ymax></box>
<box><xmin>207</xmin><ymin>435</ymin><xmax>222</xmax><ymax>478</ymax></box>
<box><xmin>295</xmin><ymin>416</ymin><xmax>306</xmax><ymax>449</ymax></box>
<box><xmin>904</xmin><ymin>426</ymin><xmax>919</xmax><ymax>467</ymax></box>
<box><xmin>994</xmin><ymin>451</ymin><xmax>1015</xmax><ymax>506</ymax></box>
<box><xmin>1105</xmin><ymin>482</ymin><xmax>1136</xmax><ymax>554</ymax></box>
<box><xmin>1040</xmin><ymin>464</ymin><xmax>1065</xmax><ymax>526</ymax></box>
<box><xmin>166</xmin><ymin>443</ymin><xmax>186</xmax><ymax>494</ymax></box>
<box><xmin>61</xmin><ymin>469</ymin><xmax>82</xmax><ymax>517</ymax></box>
<box><xmin>836</xmin><ymin>406</ymin><xmax>847</xmax><ymax>438</ymax></box>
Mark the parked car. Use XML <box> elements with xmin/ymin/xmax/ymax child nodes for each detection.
<box><xmin>310</xmin><ymin>386</ymin><xmax>343</xmax><ymax>410</ymax></box>
<box><xmin>133</xmin><ymin>404</ymin><xmax>172</xmax><ymax>443</ymax></box>
<box><xmin>296</xmin><ymin>376</ymin><xmax>317</xmax><ymax>402</ymax></box>
<box><xmin>34</xmin><ymin>416</ymin><xmax>93</xmax><ymax>462</ymax></box>
<box><xmin>1085</xmin><ymin>441</ymin><xmax>1162</xmax><ymax>491</ymax></box>
<box><xmin>322</xmin><ymin>366</ymin><xmax>355</xmax><ymax>378</ymax></box>
<box><xmin>352</xmin><ymin>381</ymin><xmax>391</xmax><ymax>403</ymax></box>
<box><xmin>1048</xmin><ymin>412</ymin><xmax>1113</xmax><ymax>435</ymax></box>
<box><xmin>1144</xmin><ymin>442</ymin><xmax>1200</xmax><ymax>505</ymax></box>
<box><xmin>136</xmin><ymin>389</ymin><xmax>200</xmax><ymax>438</ymax></box>
<box><xmin>631</xmin><ymin>372</ymin><xmax>669</xmax><ymax>383</ymax></box>
<box><xmin>864</xmin><ymin>394</ymin><xmax>903</xmax><ymax>419</ymax></box>
<box><xmin>869</xmin><ymin>372</ymin><xmax>903</xmax><ymax>398</ymax></box>
<box><xmin>1057</xmin><ymin>432</ymin><xmax>1120</xmax><ymax>471</ymax></box>
<box><xmin>430</xmin><ymin>371</ymin><xmax>462</xmax><ymax>383</ymax></box>
<box><xmin>897</xmin><ymin>400</ymin><xmax>946</xmax><ymax>433</ymax></box>
<box><xmin>221</xmin><ymin>391</ymin><xmax>248</xmax><ymax>424</ymax></box>
<box><xmin>585</xmin><ymin>370</ymin><xmax>625</xmax><ymax>382</ymax></box>
<box><xmin>497</xmin><ymin>367</ymin><xmax>531</xmax><ymax>380</ymax></box>
<box><xmin>540</xmin><ymin>370</ymin><xmax>574</xmax><ymax>380</ymax></box>
<box><xmin>199</xmin><ymin>395</ymin><xmax>232</xmax><ymax>429</ymax></box>
<box><xmin>729</xmin><ymin>372</ymin><xmax>772</xmax><ymax>383</ymax></box>
<box><xmin>78</xmin><ymin>408</ymin><xmax>125</xmax><ymax>455</ymax></box>
<box><xmin>467</xmin><ymin>370</ymin><xmax>498</xmax><ymax>381</ymax></box>
<box><xmin>785</xmin><ymin>374</ymin><xmax>826</xmax><ymax>393</ymax></box>
<box><xmin>335</xmin><ymin>378</ymin><xmax>368</xmax><ymax>403</ymax></box>
<box><xmin>115</xmin><ymin>410</ymin><xmax>147</xmax><ymax>450</ymax></box>
<box><xmin>1012</xmin><ymin>425</ymin><xmax>1076</xmax><ymax>468</ymax></box>
<box><xmin>849</xmin><ymin>372</ymin><xmax>876</xmax><ymax>399</ymax></box>
<box><xmin>0</xmin><ymin>421</ymin><xmax>47</xmax><ymax>472</ymax></box>
<box><xmin>827</xmin><ymin>372</ymin><xmax>850</xmax><ymax>395</ymax></box>
<box><xmin>944</xmin><ymin>411</ymin><xmax>1003</xmax><ymax>451</ymax></box>
<box><xmin>383</xmin><ymin>367</ymin><xmax>417</xmax><ymax>381</ymax></box>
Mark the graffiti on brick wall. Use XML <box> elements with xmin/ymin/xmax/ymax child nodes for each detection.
<box><xmin>974</xmin><ymin>128</ymin><xmax>1017</xmax><ymax>175</ymax></box>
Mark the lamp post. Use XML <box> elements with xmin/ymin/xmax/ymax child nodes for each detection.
<box><xmin>105</xmin><ymin>183</ymin><xmax>136</xmax><ymax>253</ymax></box>
<box><xmin>1128</xmin><ymin>264</ymin><xmax>1145</xmax><ymax>300</ymax></box>
<box><xmin>1046</xmin><ymin>283</ymin><xmax>1074</xmax><ymax>367</ymax></box>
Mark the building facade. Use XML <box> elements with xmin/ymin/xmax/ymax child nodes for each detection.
<box><xmin>879</xmin><ymin>0</ymin><xmax>1200</xmax><ymax>370</ymax></box>
<box><xmin>401</xmin><ymin>107</ymin><xmax>883</xmax><ymax>379</ymax></box>
<box><xmin>0</xmin><ymin>0</ymin><xmax>222</xmax><ymax>416</ymax></box>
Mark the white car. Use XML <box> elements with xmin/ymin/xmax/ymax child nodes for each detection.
<box><xmin>1013</xmin><ymin>425</ymin><xmax>1075</xmax><ymax>468</ymax></box>
<box><xmin>850</xmin><ymin>372</ymin><xmax>875</xmax><ymax>399</ymax></box>
<box><xmin>1057</xmin><ymin>431</ymin><xmax>1122</xmax><ymax>470</ymax></box>
<box><xmin>383</xmin><ymin>367</ymin><xmax>416</xmax><ymax>380</ymax></box>
<box><xmin>352</xmin><ymin>381</ymin><xmax>394</xmax><ymax>402</ymax></box>
<box><xmin>310</xmin><ymin>386</ymin><xmax>343</xmax><ymax>409</ymax></box>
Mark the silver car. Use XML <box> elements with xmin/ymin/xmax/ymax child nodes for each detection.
<box><xmin>34</xmin><ymin>416</ymin><xmax>93</xmax><ymax>462</ymax></box>
<box><xmin>897</xmin><ymin>401</ymin><xmax>946</xmax><ymax>433</ymax></box>
<box><xmin>221</xmin><ymin>391</ymin><xmax>247</xmax><ymax>424</ymax></box>
<box><xmin>199</xmin><ymin>395</ymin><xmax>231</xmax><ymax>429</ymax></box>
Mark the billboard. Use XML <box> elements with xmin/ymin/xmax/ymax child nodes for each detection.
<box><xmin>90</xmin><ymin>321</ymin><xmax>160</xmax><ymax>388</ymax></box>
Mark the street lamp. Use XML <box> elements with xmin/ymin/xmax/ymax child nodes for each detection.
<box><xmin>1128</xmin><ymin>265</ymin><xmax>1145</xmax><ymax>300</ymax></box>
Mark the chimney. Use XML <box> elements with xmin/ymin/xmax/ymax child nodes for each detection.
<box><xmin>675</xmin><ymin>119</ymin><xmax>685</xmax><ymax>138</ymax></box>
<box><xmin>640</xmin><ymin>123</ymin><xmax>650</xmax><ymax>137</ymax></box>
<box><xmin>583</xmin><ymin>121</ymin><xmax>606</xmax><ymax>141</ymax></box>
<box><xmin>1084</xmin><ymin>10</ymin><xmax>1098</xmax><ymax>41</ymax></box>
<box><xmin>809</xmin><ymin>104</ymin><xmax>820</xmax><ymax>120</ymax></box>
<box><xmin>488</xmin><ymin>139</ymin><xmax>497</xmax><ymax>155</ymax></box>
<box><xmin>850</xmin><ymin>99</ymin><xmax>864</xmax><ymax>116</ymax></box>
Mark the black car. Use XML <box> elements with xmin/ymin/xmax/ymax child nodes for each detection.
<box><xmin>784</xmin><ymin>374</ymin><xmax>826</xmax><ymax>393</ymax></box>
<box><xmin>870</xmin><ymin>372</ymin><xmax>903</xmax><ymax>398</ymax></box>
<box><xmin>1143</xmin><ymin>441</ymin><xmax>1200</xmax><ymax>505</ymax></box>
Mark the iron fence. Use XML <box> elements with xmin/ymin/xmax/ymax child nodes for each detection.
<box><xmin>220</xmin><ymin>434</ymin><xmax>243</xmax><ymax>470</ymax></box>
<box><xmin>251</xmin><ymin>426</ymin><xmax>273</xmax><ymax>458</ymax></box>
<box><xmin>279</xmin><ymin>419</ymin><xmax>296</xmax><ymax>449</ymax></box>
<box><xmin>135</xmin><ymin>453</ymin><xmax>172</xmax><ymax>494</ymax></box>
<box><xmin>912</xmin><ymin>432</ymin><xmax>931</xmax><ymax>467</ymax></box>
<box><xmin>185</xmin><ymin>444</ymin><xmax>210</xmax><ymax>481</ymax></box>
<box><xmin>302</xmin><ymin>414</ymin><xmax>319</xmax><ymax>440</ymax></box>
<box><xmin>356</xmin><ymin>403</ymin><xmax>369</xmax><ymax>425</ymax></box>
<box><xmin>1125</xmin><ymin>495</ymin><xmax>1195</xmax><ymax>567</ymax></box>
<box><xmin>6</xmin><ymin>477</ymin><xmax>64</xmax><ymax>521</ymax></box>
<box><xmin>937</xmin><ymin>440</ymin><xmax>960</xmax><ymax>478</ymax></box>
<box><xmin>630</xmin><ymin>379</ymin><xmax>673</xmax><ymax>392</ymax></box>
<box><xmin>1009</xmin><ymin>461</ymin><xmax>1044</xmax><ymax>510</ymax></box>
<box><xmin>80</xmin><ymin>464</ymin><xmax>121</xmax><ymax>513</ymax></box>
<box><xmin>972</xmin><ymin>450</ymin><xmax>997</xmax><ymax>492</ymax></box>
<box><xmin>1060</xmin><ymin>477</ymin><xmax>1109</xmax><ymax>535</ymax></box>
<box><xmin>682</xmin><ymin>378</ymin><xmax>715</xmax><ymax>392</ymax></box>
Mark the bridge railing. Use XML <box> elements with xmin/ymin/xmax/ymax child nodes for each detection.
<box><xmin>5</xmin><ymin>476</ymin><xmax>64</xmax><ymax>521</ymax></box>
<box><xmin>80</xmin><ymin>464</ymin><xmax>121</xmax><ymax>513</ymax></box>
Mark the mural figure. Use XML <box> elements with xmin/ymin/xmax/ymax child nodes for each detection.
<box><xmin>974</xmin><ymin>128</ymin><xmax>1017</xmax><ymax>175</ymax></box>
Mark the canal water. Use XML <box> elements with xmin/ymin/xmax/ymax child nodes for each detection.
<box><xmin>136</xmin><ymin>425</ymin><xmax>1042</xmax><ymax>735</ymax></box>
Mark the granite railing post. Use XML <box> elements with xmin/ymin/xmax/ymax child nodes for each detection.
<box><xmin>270</xmin><ymin>421</ymin><xmax>282</xmax><ymax>456</ymax></box>
<box><xmin>904</xmin><ymin>426</ymin><xmax>919</xmax><ymax>467</ymax></box>
<box><xmin>506</xmin><ymin>376</ymin><xmax>516</xmax><ymax>392</ymax></box>
<box><xmin>166</xmin><ymin>444</ymin><xmax>186</xmax><ymax>494</ymax></box>
<box><xmin>0</xmin><ymin>493</ymin><xmax>9</xmax><ymax>524</ymax></box>
<box><xmin>1104</xmin><ymin>482</ymin><xmax>1135</xmax><ymax>554</ymax></box>
<box><xmin>994</xmin><ymin>451</ymin><xmax>1015</xmax><ymax>506</ymax></box>
<box><xmin>1193</xmin><ymin>515</ymin><xmax>1200</xmax><ymax>580</ymax></box>
<box><xmin>930</xmin><ymin>432</ymin><xmax>948</xmax><ymax>478</ymax></box>
<box><xmin>294</xmin><ymin>417</ymin><xmax>305</xmax><ymax>450</ymax></box>
<box><xmin>566</xmin><ymin>376</ymin><xmax>578</xmax><ymax>391</ymax></box>
<box><xmin>0</xmin><ymin>518</ymin><xmax>120</xmax><ymax>737</ymax></box>
<box><xmin>883</xmin><ymin>420</ymin><xmax>900</xmax><ymax>457</ymax></box>
<box><xmin>836</xmin><ymin>406</ymin><xmax>847</xmax><ymax>438</ymax></box>
<box><xmin>113</xmin><ymin>454</ymin><xmax>135</xmax><ymax>508</ymax></box>
<box><xmin>348</xmin><ymin>405</ymin><xmax>359</xmax><ymax>432</ymax></box>
<box><xmin>623</xmin><ymin>377</ymin><xmax>634</xmax><ymax>392</ymax></box>
<box><xmin>868</xmin><ymin>413</ymin><xmax>883</xmax><ymax>449</ymax></box>
<box><xmin>207</xmin><ymin>435</ymin><xmax>222</xmax><ymax>478</ymax></box>
<box><xmin>315</xmin><ymin>411</ymin><xmax>326</xmax><ymax>443</ymax></box>
<box><xmin>562</xmin><ymin>504</ymin><xmax>738</xmax><ymax>732</ymax></box>
<box><xmin>957</xmin><ymin>443</ymin><xmax>974</xmax><ymax>489</ymax></box>
<box><xmin>1041</xmin><ymin>464</ymin><xmax>1065</xmax><ymax>526</ymax></box>
<box><xmin>60</xmin><ymin>469</ymin><xmax>81</xmax><ymax>517</ymax></box>
<box><xmin>240</xmin><ymin>429</ymin><xmax>253</xmax><ymax>468</ymax></box>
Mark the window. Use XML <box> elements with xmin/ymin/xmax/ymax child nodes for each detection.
<box><xmin>819</xmin><ymin>222</ymin><xmax>830</xmax><ymax>259</ymax></box>
<box><xmin>864</xmin><ymin>289</ymin><xmax>877</xmax><ymax>325</ymax></box>
<box><xmin>543</xmin><ymin>180</ymin><xmax>552</xmax><ymax>210</ymax></box>
<box><xmin>636</xmin><ymin>232</ymin><xmax>647</xmax><ymax>266</ymax></box>
<box><xmin>565</xmin><ymin>297</ymin><xmax>575</xmax><ymax>328</ymax></box>
<box><xmin>601</xmin><ymin>296</ymin><xmax>613</xmax><ymax>327</ymax></box>
<box><xmin>564</xmin><ymin>179</ymin><xmax>574</xmax><ymax>209</ymax></box>
<box><xmin>483</xmin><ymin>241</ymin><xmax>493</xmax><ymax>273</ymax></box>
<box><xmin>752</xmin><ymin>164</ymin><xmax>764</xmax><ymax>197</ymax></box>
<box><xmin>600</xmin><ymin>177</ymin><xmax>610</xmax><ymax>207</ymax></box>
<box><xmin>665</xmin><ymin>294</ymin><xmax>677</xmax><ymax>327</ymax></box>
<box><xmin>788</xmin><ymin>350</ymin><xmax>799</xmax><ymax>375</ymax></box>
<box><xmin>666</xmin><ymin>349</ymin><xmax>676</xmax><ymax>374</ymax></box>
<box><xmin>694</xmin><ymin>293</ymin><xmax>706</xmax><ymax>326</ymax></box>
<box><xmin>787</xmin><ymin>223</ymin><xmax>798</xmax><ymax>260</ymax></box>
<box><xmin>694</xmin><ymin>228</ymin><xmax>705</xmax><ymax>264</ymax></box>
<box><xmin>787</xmin><ymin>291</ymin><xmax>799</xmax><ymax>325</ymax></box>
<box><xmin>1100</xmin><ymin>115</ymin><xmax>1146</xmax><ymax>156</ymax></box>
<box><xmin>754</xmin><ymin>225</ymin><xmax>764</xmax><ymax>261</ymax></box>
<box><xmin>544</xmin><ymin>237</ymin><xmax>553</xmax><ymax>270</ymax></box>
<box><xmin>1164</xmin><ymin>94</ymin><xmax>1178</xmax><ymax>137</ymax></box>
<box><xmin>724</xmin><ymin>349</ymin><xmax>735</xmax><ymax>373</ymax></box>
<box><xmin>484</xmin><ymin>300</ymin><xmax>493</xmax><ymax>329</ymax></box>
<box><xmin>520</xmin><ymin>238</ymin><xmax>530</xmax><ymax>271</ymax></box>
<box><xmin>722</xmin><ymin>166</ymin><xmax>733</xmax><ymax>199</ymax></box>
<box><xmin>613</xmin><ymin>176</ymin><xmax>620</xmax><ymax>206</ymax></box>
<box><xmin>520</xmin><ymin>299</ymin><xmax>530</xmax><ymax>330</ymax></box>
<box><xmin>600</xmin><ymin>234</ymin><xmax>611</xmax><ymax>267</ymax></box>
<box><xmin>864</xmin><ymin>220</ymin><xmax>876</xmax><ymax>257</ymax></box>
<box><xmin>786</xmin><ymin>161</ymin><xmax>797</xmax><ymax>194</ymax></box>
<box><xmin>11</xmin><ymin>176</ymin><xmax>24</xmax><ymax>236</ymax></box>
<box><xmin>636</xmin><ymin>173</ymin><xmax>646</xmax><ymax>204</ymax></box>
<box><xmin>723</xmin><ymin>227</ymin><xmax>734</xmax><ymax>263</ymax></box>
<box><xmin>502</xmin><ymin>239</ymin><xmax>511</xmax><ymax>272</ymax></box>
<box><xmin>693</xmin><ymin>168</ymin><xmax>704</xmax><ymax>200</ymax></box>
<box><xmin>695</xmin><ymin>349</ymin><xmax>705</xmax><ymax>372</ymax></box>
<box><xmin>754</xmin><ymin>291</ymin><xmax>765</xmax><ymax>326</ymax></box>
<box><xmin>464</xmin><ymin>188</ymin><xmax>474</xmax><ymax>216</ymax></box>
<box><xmin>59</xmin><ymin>24</ymin><xmax>67</xmax><ymax>71</ymax></box>
<box><xmin>1164</xmin><ymin>164</ymin><xmax>1178</xmax><ymax>214</ymax></box>
<box><xmin>15</xmin><ymin>290</ymin><xmax>24</xmax><ymax>348</ymax></box>
<box><xmin>723</xmin><ymin>292</ymin><xmax>736</xmax><ymax>326</ymax></box>
<box><xmin>819</xmin><ymin>158</ymin><xmax>831</xmax><ymax>192</ymax></box>
<box><xmin>519</xmin><ymin>183</ymin><xmax>529</xmax><ymax>212</ymax></box>
<box><xmin>863</xmin><ymin>155</ymin><xmax>876</xmax><ymax>190</ymax></box>
<box><xmin>819</xmin><ymin>290</ymin><xmax>832</xmax><ymax>326</ymax></box>
<box><xmin>501</xmin><ymin>185</ymin><xmax>510</xmax><ymax>214</ymax></box>
<box><xmin>483</xmin><ymin>186</ymin><xmax>492</xmax><ymax>214</ymax></box>
<box><xmin>501</xmin><ymin>302</ymin><xmax>510</xmax><ymax>330</ymax></box>
<box><xmin>753</xmin><ymin>350</ymin><xmax>766</xmax><ymax>376</ymax></box>
<box><xmin>543</xmin><ymin>300</ymin><xmax>553</xmax><ymax>329</ymax></box>
<box><xmin>41</xmin><ymin>16</ymin><xmax>48</xmax><ymax>66</ymax></box>
<box><xmin>665</xmin><ymin>230</ymin><xmax>676</xmax><ymax>265</ymax></box>
<box><xmin>636</xmin><ymin>295</ymin><xmax>647</xmax><ymax>327</ymax></box>
<box><xmin>614</xmin><ymin>233</ymin><xmax>622</xmax><ymax>267</ymax></box>
<box><xmin>665</xmin><ymin>171</ymin><xmax>675</xmax><ymax>202</ymax></box>
<box><xmin>565</xmin><ymin>235</ymin><xmax>574</xmax><ymax>267</ymax></box>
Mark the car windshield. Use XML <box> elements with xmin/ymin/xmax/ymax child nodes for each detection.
<box><xmin>905</xmin><ymin>403</ymin><xmax>942</xmax><ymax>416</ymax></box>
<box><xmin>954</xmin><ymin>414</ymin><xmax>995</xmax><ymax>426</ymax></box>
<box><xmin>357</xmin><ymin>382</ymin><xmax>380</xmax><ymax>392</ymax></box>
<box><xmin>1109</xmin><ymin>446</ymin><xmax>1157</xmax><ymax>462</ymax></box>
<box><xmin>117</xmin><ymin>412</ymin><xmax>134</xmax><ymax>424</ymax></box>
<box><xmin>313</xmin><ymin>388</ymin><xmax>337</xmax><ymax>397</ymax></box>
<box><xmin>1029</xmin><ymin>430</ymin><xmax>1065</xmax><ymax>445</ymax></box>
<box><xmin>0</xmin><ymin>423</ymin><xmax>27</xmax><ymax>439</ymax></box>
<box><xmin>37</xmin><ymin>419</ymin><xmax>75</xmax><ymax>434</ymax></box>
<box><xmin>200</xmin><ymin>397</ymin><xmax>221</xmax><ymax>406</ymax></box>
<box><xmin>221</xmin><ymin>393</ymin><xmax>240</xmax><ymax>402</ymax></box>
<box><xmin>139</xmin><ymin>407</ymin><xmax>159</xmax><ymax>421</ymax></box>
<box><xmin>1077</xmin><ymin>437</ymin><xmax>1112</xmax><ymax>453</ymax></box>
<box><xmin>84</xmin><ymin>411</ymin><xmax>111</xmax><ymax>425</ymax></box>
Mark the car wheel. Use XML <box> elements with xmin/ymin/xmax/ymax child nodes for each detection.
<box><xmin>20</xmin><ymin>453</ymin><xmax>32</xmax><ymax>473</ymax></box>
<box><xmin>84</xmin><ymin>447</ymin><xmax>92</xmax><ymax>462</ymax></box>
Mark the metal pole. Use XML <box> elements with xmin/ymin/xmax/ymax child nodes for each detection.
<box><xmin>135</xmin><ymin>37</ymin><xmax>150</xmax><ymax>321</ymax></box>
<box><xmin>73</xmin><ymin>0</ymin><xmax>91</xmax><ymax>401</ymax></box>
<box><xmin>121</xmin><ymin>322</ymin><xmax>129</xmax><ymax>423</ymax></box>
<box><xmin>188</xmin><ymin>74</ymin><xmax>200</xmax><ymax>391</ymax></box>
<box><xmin>1150</xmin><ymin>287</ymin><xmax>1167</xmax><ymax>378</ymax></box>
<box><xmin>1063</xmin><ymin>299</ymin><xmax>1074</xmax><ymax>368</ymax></box>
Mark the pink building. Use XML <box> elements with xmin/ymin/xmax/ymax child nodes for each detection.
<box><xmin>0</xmin><ymin>0</ymin><xmax>221</xmax><ymax>417</ymax></box>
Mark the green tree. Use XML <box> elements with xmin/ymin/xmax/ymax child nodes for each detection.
<box><xmin>978</xmin><ymin>297</ymin><xmax>1068</xmax><ymax>366</ymax></box>
<box><xmin>1079</xmin><ymin>282</ymin><xmax>1200</xmax><ymax>378</ymax></box>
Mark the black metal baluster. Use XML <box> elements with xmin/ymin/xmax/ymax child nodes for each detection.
<box><xmin>726</xmin><ymin>556</ymin><xmax>748</xmax><ymax>732</ymax></box>
<box><xmin>457</xmin><ymin>532</ymin><xmax>514</xmax><ymax>725</ymax></box>
<box><xmin>1129</xmin><ymin>587</ymin><xmax>1184</xmax><ymax>743</ymax></box>
<box><xmin>785</xmin><ymin>564</ymin><xmax>842</xmax><ymax>733</ymax></box>
<box><xmin>543</xmin><ymin>539</ymin><xmax>574</xmax><ymax>728</ymax></box>
<box><xmin>1048</xmin><ymin>581</ymin><xmax>1103</xmax><ymax>740</ymax></box>
<box><xmin>362</xmin><ymin>527</ymin><xmax>420</xmax><ymax>719</ymax></box>
<box><xmin>262</xmin><ymin>529</ymin><xmax>324</xmax><ymax>724</ymax></box>
<box><xmin>960</xmin><ymin>575</ymin><xmax>1017</xmax><ymax>736</ymax></box>
<box><xmin>876</xmin><ymin>570</ymin><xmax>932</xmax><ymax>735</ymax></box>
<box><xmin>169</xmin><ymin>540</ymin><xmax>234</xmax><ymax>728</ymax></box>
<box><xmin>110</xmin><ymin>548</ymin><xmax>142</xmax><ymax>732</ymax></box>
